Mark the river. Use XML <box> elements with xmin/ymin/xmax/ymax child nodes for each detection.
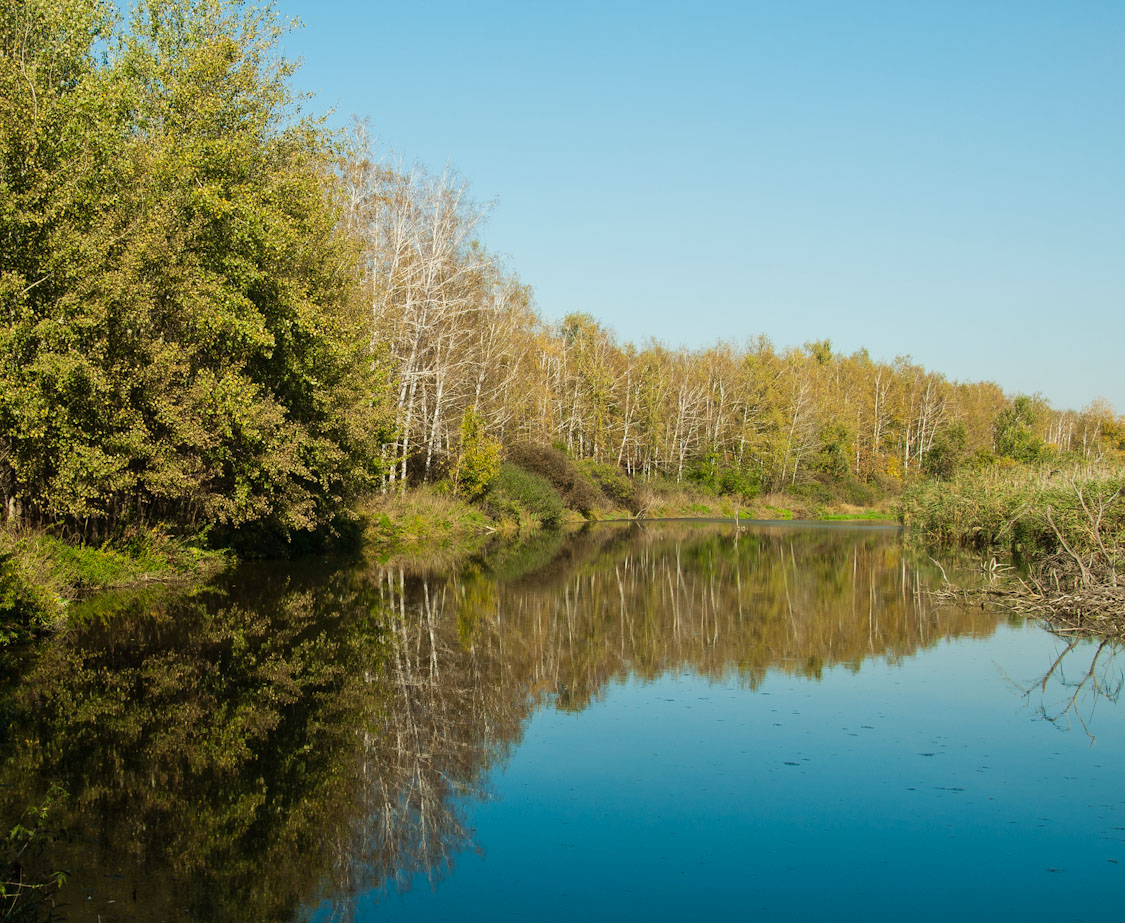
<box><xmin>2</xmin><ymin>522</ymin><xmax>1121</xmax><ymax>921</ymax></box>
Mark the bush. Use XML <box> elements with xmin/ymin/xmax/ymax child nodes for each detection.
<box><xmin>506</xmin><ymin>443</ymin><xmax>603</xmax><ymax>514</ymax></box>
<box><xmin>717</xmin><ymin>466</ymin><xmax>761</xmax><ymax>500</ymax></box>
<box><xmin>685</xmin><ymin>452</ymin><xmax>760</xmax><ymax>501</ymax></box>
<box><xmin>786</xmin><ymin>471</ymin><xmax>882</xmax><ymax>507</ymax></box>
<box><xmin>840</xmin><ymin>477</ymin><xmax>877</xmax><ymax>506</ymax></box>
<box><xmin>788</xmin><ymin>478</ymin><xmax>833</xmax><ymax>504</ymax></box>
<box><xmin>922</xmin><ymin>422</ymin><xmax>967</xmax><ymax>480</ymax></box>
<box><xmin>454</xmin><ymin>410</ymin><xmax>502</xmax><ymax>500</ymax></box>
<box><xmin>484</xmin><ymin>463</ymin><xmax>565</xmax><ymax>527</ymax></box>
<box><xmin>577</xmin><ymin>460</ymin><xmax>637</xmax><ymax>510</ymax></box>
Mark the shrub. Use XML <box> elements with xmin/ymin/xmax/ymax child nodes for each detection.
<box><xmin>922</xmin><ymin>422</ymin><xmax>967</xmax><ymax>480</ymax></box>
<box><xmin>685</xmin><ymin>452</ymin><xmax>761</xmax><ymax>501</ymax></box>
<box><xmin>718</xmin><ymin>466</ymin><xmax>761</xmax><ymax>500</ymax></box>
<box><xmin>789</xmin><ymin>478</ymin><xmax>833</xmax><ymax>504</ymax></box>
<box><xmin>840</xmin><ymin>477</ymin><xmax>877</xmax><ymax>507</ymax></box>
<box><xmin>578</xmin><ymin>460</ymin><xmax>637</xmax><ymax>510</ymax></box>
<box><xmin>484</xmin><ymin>463</ymin><xmax>564</xmax><ymax>527</ymax></box>
<box><xmin>506</xmin><ymin>443</ymin><xmax>603</xmax><ymax>514</ymax></box>
<box><xmin>454</xmin><ymin>410</ymin><xmax>502</xmax><ymax>500</ymax></box>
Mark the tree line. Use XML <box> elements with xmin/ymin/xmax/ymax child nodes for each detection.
<box><xmin>2</xmin><ymin>0</ymin><xmax>1122</xmax><ymax>547</ymax></box>
<box><xmin>342</xmin><ymin>130</ymin><xmax>1123</xmax><ymax>506</ymax></box>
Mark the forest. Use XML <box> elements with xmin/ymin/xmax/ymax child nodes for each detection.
<box><xmin>2</xmin><ymin>0</ymin><xmax>1123</xmax><ymax>631</ymax></box>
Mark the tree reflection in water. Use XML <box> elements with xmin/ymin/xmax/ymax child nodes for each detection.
<box><xmin>1</xmin><ymin>524</ymin><xmax>1001</xmax><ymax>921</ymax></box>
<box><xmin>1019</xmin><ymin>636</ymin><xmax>1123</xmax><ymax>744</ymax></box>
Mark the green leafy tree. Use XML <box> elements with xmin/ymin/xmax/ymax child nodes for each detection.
<box><xmin>0</xmin><ymin>0</ymin><xmax>387</xmax><ymax>544</ymax></box>
<box><xmin>993</xmin><ymin>396</ymin><xmax>1048</xmax><ymax>464</ymax></box>
<box><xmin>814</xmin><ymin>422</ymin><xmax>853</xmax><ymax>479</ymax></box>
<box><xmin>453</xmin><ymin>409</ymin><xmax>501</xmax><ymax>500</ymax></box>
<box><xmin>922</xmin><ymin>422</ymin><xmax>967</xmax><ymax>479</ymax></box>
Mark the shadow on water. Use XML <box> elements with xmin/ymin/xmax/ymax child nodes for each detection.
<box><xmin>1</xmin><ymin>522</ymin><xmax>1110</xmax><ymax>921</ymax></box>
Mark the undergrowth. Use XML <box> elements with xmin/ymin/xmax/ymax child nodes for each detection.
<box><xmin>903</xmin><ymin>462</ymin><xmax>1125</xmax><ymax>636</ymax></box>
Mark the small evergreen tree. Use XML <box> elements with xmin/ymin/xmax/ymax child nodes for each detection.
<box><xmin>453</xmin><ymin>409</ymin><xmax>501</xmax><ymax>500</ymax></box>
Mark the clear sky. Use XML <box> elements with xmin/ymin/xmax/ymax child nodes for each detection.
<box><xmin>277</xmin><ymin>0</ymin><xmax>1124</xmax><ymax>412</ymax></box>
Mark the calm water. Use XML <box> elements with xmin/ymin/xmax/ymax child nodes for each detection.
<box><xmin>2</xmin><ymin>523</ymin><xmax>1122</xmax><ymax>921</ymax></box>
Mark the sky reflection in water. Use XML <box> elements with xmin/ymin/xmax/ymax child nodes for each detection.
<box><xmin>318</xmin><ymin>525</ymin><xmax>1125</xmax><ymax>922</ymax></box>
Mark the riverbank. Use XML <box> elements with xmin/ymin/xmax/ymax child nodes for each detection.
<box><xmin>0</xmin><ymin>527</ymin><xmax>229</xmax><ymax>644</ymax></box>
<box><xmin>901</xmin><ymin>463</ymin><xmax>1125</xmax><ymax>638</ymax></box>
<box><xmin>359</xmin><ymin>482</ymin><xmax>896</xmax><ymax>560</ymax></box>
<box><xmin>2</xmin><ymin>472</ymin><xmax>896</xmax><ymax>644</ymax></box>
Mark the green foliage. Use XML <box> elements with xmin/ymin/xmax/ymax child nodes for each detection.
<box><xmin>454</xmin><ymin>410</ymin><xmax>501</xmax><ymax>500</ymax></box>
<box><xmin>577</xmin><ymin>459</ymin><xmax>637</xmax><ymax>511</ymax></box>
<box><xmin>684</xmin><ymin>448</ymin><xmax>721</xmax><ymax>493</ymax></box>
<box><xmin>685</xmin><ymin>449</ymin><xmax>761</xmax><ymax>501</ymax></box>
<box><xmin>718</xmin><ymin>466</ymin><xmax>762</xmax><ymax>500</ymax></box>
<box><xmin>484</xmin><ymin>462</ymin><xmax>564</xmax><ymax>527</ymax></box>
<box><xmin>993</xmin><ymin>396</ymin><xmax>1049</xmax><ymax>464</ymax></box>
<box><xmin>506</xmin><ymin>443</ymin><xmax>601</xmax><ymax>514</ymax></box>
<box><xmin>922</xmin><ymin>422</ymin><xmax>967</xmax><ymax>479</ymax></box>
<box><xmin>788</xmin><ymin>477</ymin><xmax>833</xmax><ymax>504</ymax></box>
<box><xmin>0</xmin><ymin>0</ymin><xmax>387</xmax><ymax>547</ymax></box>
<box><xmin>813</xmin><ymin>423</ymin><xmax>852</xmax><ymax>479</ymax></box>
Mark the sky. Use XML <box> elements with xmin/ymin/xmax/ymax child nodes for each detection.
<box><xmin>277</xmin><ymin>0</ymin><xmax>1124</xmax><ymax>411</ymax></box>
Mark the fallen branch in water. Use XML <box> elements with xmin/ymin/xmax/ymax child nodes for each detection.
<box><xmin>930</xmin><ymin>558</ymin><xmax>1125</xmax><ymax>638</ymax></box>
<box><xmin>925</xmin><ymin>471</ymin><xmax>1125</xmax><ymax>639</ymax></box>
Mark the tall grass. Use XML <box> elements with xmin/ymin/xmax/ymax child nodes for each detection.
<box><xmin>361</xmin><ymin>485</ymin><xmax>493</xmax><ymax>548</ymax></box>
<box><xmin>901</xmin><ymin>463</ymin><xmax>1125</xmax><ymax>560</ymax></box>
<box><xmin>902</xmin><ymin>463</ymin><xmax>1124</xmax><ymax>634</ymax></box>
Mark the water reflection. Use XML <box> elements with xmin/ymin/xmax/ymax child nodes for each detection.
<box><xmin>1</xmin><ymin>524</ymin><xmax>1012</xmax><ymax>921</ymax></box>
<box><xmin>1</xmin><ymin>563</ymin><xmax>391</xmax><ymax>922</ymax></box>
<box><xmin>1019</xmin><ymin>637</ymin><xmax>1123</xmax><ymax>743</ymax></box>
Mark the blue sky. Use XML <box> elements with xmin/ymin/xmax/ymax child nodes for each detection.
<box><xmin>277</xmin><ymin>0</ymin><xmax>1124</xmax><ymax>411</ymax></box>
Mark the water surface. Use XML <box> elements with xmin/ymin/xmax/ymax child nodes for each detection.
<box><xmin>2</xmin><ymin>523</ymin><xmax>1121</xmax><ymax>921</ymax></box>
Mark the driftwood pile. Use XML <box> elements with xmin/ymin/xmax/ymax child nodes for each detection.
<box><xmin>932</xmin><ymin>478</ymin><xmax>1124</xmax><ymax>639</ymax></box>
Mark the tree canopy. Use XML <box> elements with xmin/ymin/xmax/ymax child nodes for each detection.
<box><xmin>1</xmin><ymin>0</ymin><xmax>386</xmax><ymax>544</ymax></box>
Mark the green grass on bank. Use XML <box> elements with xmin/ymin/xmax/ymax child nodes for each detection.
<box><xmin>818</xmin><ymin>510</ymin><xmax>898</xmax><ymax>521</ymax></box>
<box><xmin>360</xmin><ymin>486</ymin><xmax>494</xmax><ymax>554</ymax></box>
<box><xmin>0</xmin><ymin>527</ymin><xmax>227</xmax><ymax>645</ymax></box>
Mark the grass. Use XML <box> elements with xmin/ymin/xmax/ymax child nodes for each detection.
<box><xmin>901</xmin><ymin>462</ymin><xmax>1125</xmax><ymax>556</ymax></box>
<box><xmin>902</xmin><ymin>462</ymin><xmax>1125</xmax><ymax>637</ymax></box>
<box><xmin>819</xmin><ymin>509</ymin><xmax>897</xmax><ymax>521</ymax></box>
<box><xmin>359</xmin><ymin>485</ymin><xmax>496</xmax><ymax>558</ymax></box>
<box><xmin>0</xmin><ymin>525</ymin><xmax>227</xmax><ymax>645</ymax></box>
